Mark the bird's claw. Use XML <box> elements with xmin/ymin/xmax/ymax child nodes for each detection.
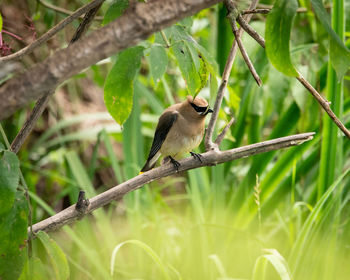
<box><xmin>190</xmin><ymin>152</ymin><xmax>203</xmax><ymax>163</ymax></box>
<box><xmin>169</xmin><ymin>156</ymin><xmax>180</xmax><ymax>172</ymax></box>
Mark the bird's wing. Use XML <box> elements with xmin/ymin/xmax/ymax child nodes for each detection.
<box><xmin>147</xmin><ymin>111</ymin><xmax>178</xmax><ymax>160</ymax></box>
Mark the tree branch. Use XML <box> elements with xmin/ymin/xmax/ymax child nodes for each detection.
<box><xmin>205</xmin><ymin>0</ymin><xmax>259</xmax><ymax>151</ymax></box>
<box><xmin>0</xmin><ymin>0</ymin><xmax>222</xmax><ymax>120</ymax></box>
<box><xmin>29</xmin><ymin>132</ymin><xmax>315</xmax><ymax>234</ymax></box>
<box><xmin>229</xmin><ymin>17</ymin><xmax>262</xmax><ymax>86</ymax></box>
<box><xmin>0</xmin><ymin>0</ymin><xmax>105</xmax><ymax>63</ymax></box>
<box><xmin>235</xmin><ymin>15</ymin><xmax>350</xmax><ymax>139</ymax></box>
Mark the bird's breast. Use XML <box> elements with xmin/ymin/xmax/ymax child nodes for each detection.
<box><xmin>160</xmin><ymin>130</ymin><xmax>204</xmax><ymax>158</ymax></box>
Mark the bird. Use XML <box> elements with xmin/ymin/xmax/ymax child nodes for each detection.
<box><xmin>140</xmin><ymin>95</ymin><xmax>213</xmax><ymax>173</ymax></box>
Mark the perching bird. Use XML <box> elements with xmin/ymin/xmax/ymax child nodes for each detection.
<box><xmin>140</xmin><ymin>95</ymin><xmax>213</xmax><ymax>173</ymax></box>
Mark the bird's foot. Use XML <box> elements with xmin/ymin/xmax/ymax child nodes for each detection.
<box><xmin>190</xmin><ymin>152</ymin><xmax>203</xmax><ymax>163</ymax></box>
<box><xmin>169</xmin><ymin>156</ymin><xmax>180</xmax><ymax>172</ymax></box>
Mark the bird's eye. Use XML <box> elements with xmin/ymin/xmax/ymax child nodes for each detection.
<box><xmin>190</xmin><ymin>103</ymin><xmax>207</xmax><ymax>113</ymax></box>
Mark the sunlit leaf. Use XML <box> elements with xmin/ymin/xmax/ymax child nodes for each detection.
<box><xmin>310</xmin><ymin>0</ymin><xmax>350</xmax><ymax>80</ymax></box>
<box><xmin>102</xmin><ymin>0</ymin><xmax>129</xmax><ymax>25</ymax></box>
<box><xmin>0</xmin><ymin>149</ymin><xmax>20</xmax><ymax>215</ymax></box>
<box><xmin>265</xmin><ymin>0</ymin><xmax>298</xmax><ymax>77</ymax></box>
<box><xmin>0</xmin><ymin>191</ymin><xmax>28</xmax><ymax>280</ymax></box>
<box><xmin>104</xmin><ymin>46</ymin><xmax>144</xmax><ymax>125</ymax></box>
<box><xmin>37</xmin><ymin>231</ymin><xmax>70</xmax><ymax>280</ymax></box>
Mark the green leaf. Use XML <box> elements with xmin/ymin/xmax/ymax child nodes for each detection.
<box><xmin>0</xmin><ymin>191</ymin><xmax>28</xmax><ymax>280</ymax></box>
<box><xmin>37</xmin><ymin>231</ymin><xmax>70</xmax><ymax>280</ymax></box>
<box><xmin>265</xmin><ymin>0</ymin><xmax>298</xmax><ymax>77</ymax></box>
<box><xmin>310</xmin><ymin>0</ymin><xmax>350</xmax><ymax>80</ymax></box>
<box><xmin>148</xmin><ymin>45</ymin><xmax>168</xmax><ymax>83</ymax></box>
<box><xmin>104</xmin><ymin>46</ymin><xmax>144</xmax><ymax>125</ymax></box>
<box><xmin>19</xmin><ymin>257</ymin><xmax>47</xmax><ymax>280</ymax></box>
<box><xmin>169</xmin><ymin>26</ymin><xmax>209</xmax><ymax>96</ymax></box>
<box><xmin>0</xmin><ymin>150</ymin><xmax>20</xmax><ymax>214</ymax></box>
<box><xmin>102</xmin><ymin>0</ymin><xmax>129</xmax><ymax>26</ymax></box>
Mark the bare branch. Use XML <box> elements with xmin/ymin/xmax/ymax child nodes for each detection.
<box><xmin>0</xmin><ymin>0</ymin><xmax>104</xmax><ymax>63</ymax></box>
<box><xmin>229</xmin><ymin>18</ymin><xmax>262</xmax><ymax>86</ymax></box>
<box><xmin>38</xmin><ymin>0</ymin><xmax>103</xmax><ymax>20</ymax></box>
<box><xmin>30</xmin><ymin>132</ymin><xmax>315</xmax><ymax>234</ymax></box>
<box><xmin>297</xmin><ymin>75</ymin><xmax>350</xmax><ymax>138</ymax></box>
<box><xmin>215</xmin><ymin>116</ymin><xmax>235</xmax><ymax>146</ymax></box>
<box><xmin>205</xmin><ymin>0</ymin><xmax>259</xmax><ymax>151</ymax></box>
<box><xmin>236</xmin><ymin>17</ymin><xmax>350</xmax><ymax>139</ymax></box>
<box><xmin>0</xmin><ymin>0</ymin><xmax>222</xmax><ymax>120</ymax></box>
<box><xmin>237</xmin><ymin>14</ymin><xmax>265</xmax><ymax>47</ymax></box>
<box><xmin>10</xmin><ymin>93</ymin><xmax>51</xmax><ymax>153</ymax></box>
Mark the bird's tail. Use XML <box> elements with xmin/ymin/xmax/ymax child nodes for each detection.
<box><xmin>140</xmin><ymin>151</ymin><xmax>161</xmax><ymax>174</ymax></box>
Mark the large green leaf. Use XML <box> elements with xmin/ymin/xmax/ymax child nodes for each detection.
<box><xmin>148</xmin><ymin>45</ymin><xmax>168</xmax><ymax>83</ymax></box>
<box><xmin>102</xmin><ymin>0</ymin><xmax>129</xmax><ymax>26</ymax></box>
<box><xmin>0</xmin><ymin>191</ymin><xmax>28</xmax><ymax>280</ymax></box>
<box><xmin>169</xmin><ymin>25</ymin><xmax>210</xmax><ymax>97</ymax></box>
<box><xmin>310</xmin><ymin>0</ymin><xmax>350</xmax><ymax>80</ymax></box>
<box><xmin>104</xmin><ymin>46</ymin><xmax>144</xmax><ymax>125</ymax></box>
<box><xmin>0</xmin><ymin>149</ymin><xmax>20</xmax><ymax>215</ymax></box>
<box><xmin>37</xmin><ymin>231</ymin><xmax>70</xmax><ymax>280</ymax></box>
<box><xmin>265</xmin><ymin>0</ymin><xmax>298</xmax><ymax>77</ymax></box>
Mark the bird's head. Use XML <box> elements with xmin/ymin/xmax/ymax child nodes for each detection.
<box><xmin>187</xmin><ymin>96</ymin><xmax>213</xmax><ymax>116</ymax></box>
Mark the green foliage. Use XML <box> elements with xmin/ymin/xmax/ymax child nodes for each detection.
<box><xmin>102</xmin><ymin>0</ymin><xmax>129</xmax><ymax>26</ymax></box>
<box><xmin>36</xmin><ymin>231</ymin><xmax>70</xmax><ymax>280</ymax></box>
<box><xmin>0</xmin><ymin>191</ymin><xmax>28</xmax><ymax>280</ymax></box>
<box><xmin>311</xmin><ymin>0</ymin><xmax>350</xmax><ymax>80</ymax></box>
<box><xmin>0</xmin><ymin>145</ymin><xmax>20</xmax><ymax>214</ymax></box>
<box><xmin>265</xmin><ymin>0</ymin><xmax>299</xmax><ymax>77</ymax></box>
<box><xmin>104</xmin><ymin>46</ymin><xmax>144</xmax><ymax>125</ymax></box>
<box><xmin>167</xmin><ymin>25</ymin><xmax>212</xmax><ymax>98</ymax></box>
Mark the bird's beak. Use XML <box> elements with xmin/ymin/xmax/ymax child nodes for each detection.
<box><xmin>208</xmin><ymin>108</ymin><xmax>213</xmax><ymax>113</ymax></box>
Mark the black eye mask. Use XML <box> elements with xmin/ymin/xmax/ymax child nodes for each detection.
<box><xmin>190</xmin><ymin>102</ymin><xmax>208</xmax><ymax>113</ymax></box>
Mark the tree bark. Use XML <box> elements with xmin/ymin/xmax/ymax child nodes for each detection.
<box><xmin>0</xmin><ymin>0</ymin><xmax>222</xmax><ymax>120</ymax></box>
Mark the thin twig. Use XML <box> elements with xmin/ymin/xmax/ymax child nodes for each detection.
<box><xmin>215</xmin><ymin>116</ymin><xmax>235</xmax><ymax>146</ymax></box>
<box><xmin>235</xmin><ymin>16</ymin><xmax>350</xmax><ymax>139</ymax></box>
<box><xmin>241</xmin><ymin>8</ymin><xmax>270</xmax><ymax>15</ymax></box>
<box><xmin>237</xmin><ymin>14</ymin><xmax>265</xmax><ymax>48</ymax></box>
<box><xmin>297</xmin><ymin>75</ymin><xmax>350</xmax><ymax>138</ymax></box>
<box><xmin>38</xmin><ymin>0</ymin><xmax>103</xmax><ymax>20</ymax></box>
<box><xmin>10</xmin><ymin>2</ymin><xmax>104</xmax><ymax>154</ymax></box>
<box><xmin>205</xmin><ymin>0</ymin><xmax>259</xmax><ymax>151</ymax></box>
<box><xmin>229</xmin><ymin>17</ymin><xmax>262</xmax><ymax>86</ymax></box>
<box><xmin>10</xmin><ymin>94</ymin><xmax>51</xmax><ymax>153</ymax></box>
<box><xmin>0</xmin><ymin>0</ymin><xmax>104</xmax><ymax>62</ymax></box>
<box><xmin>29</xmin><ymin>132</ymin><xmax>315</xmax><ymax>235</ymax></box>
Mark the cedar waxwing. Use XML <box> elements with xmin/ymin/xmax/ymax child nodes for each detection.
<box><xmin>140</xmin><ymin>96</ymin><xmax>213</xmax><ymax>173</ymax></box>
